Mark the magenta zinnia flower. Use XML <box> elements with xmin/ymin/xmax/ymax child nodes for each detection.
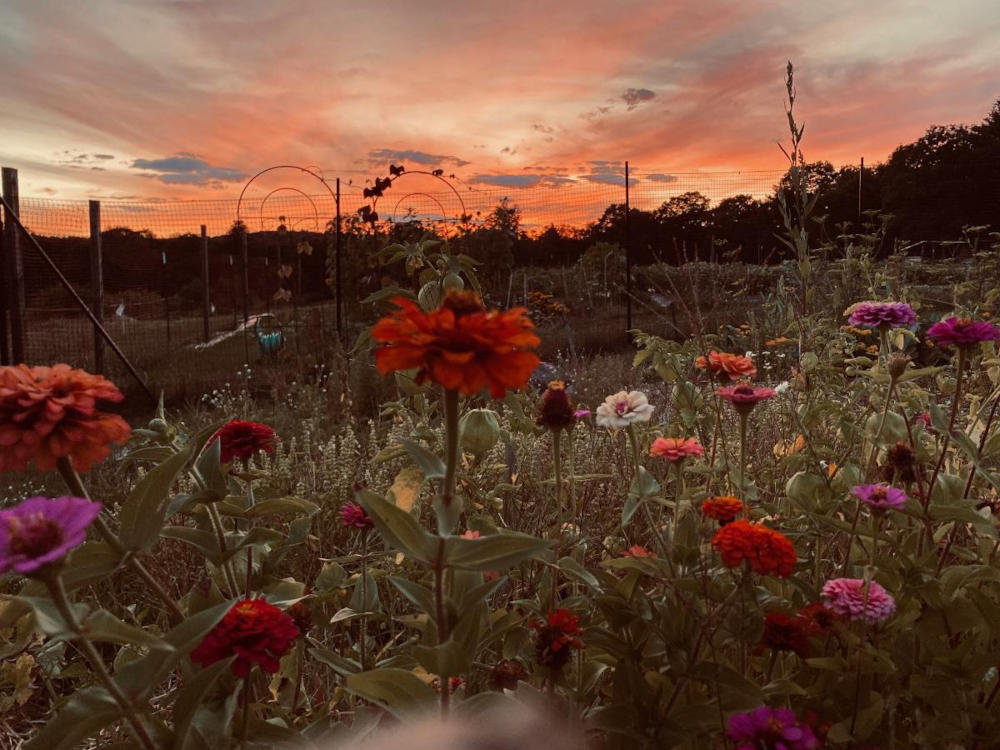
<box><xmin>727</xmin><ymin>706</ymin><xmax>820</xmax><ymax>750</ymax></box>
<box><xmin>716</xmin><ymin>383</ymin><xmax>776</xmax><ymax>415</ymax></box>
<box><xmin>340</xmin><ymin>501</ymin><xmax>373</xmax><ymax>529</ymax></box>
<box><xmin>851</xmin><ymin>483</ymin><xmax>907</xmax><ymax>512</ymax></box>
<box><xmin>0</xmin><ymin>496</ymin><xmax>102</xmax><ymax>575</ymax></box>
<box><xmin>926</xmin><ymin>317</ymin><xmax>1000</xmax><ymax>349</ymax></box>
<box><xmin>846</xmin><ymin>301</ymin><xmax>918</xmax><ymax>329</ymax></box>
<box><xmin>821</xmin><ymin>578</ymin><xmax>895</xmax><ymax>623</ymax></box>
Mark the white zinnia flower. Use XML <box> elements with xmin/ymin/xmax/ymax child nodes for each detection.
<box><xmin>595</xmin><ymin>390</ymin><xmax>654</xmax><ymax>429</ymax></box>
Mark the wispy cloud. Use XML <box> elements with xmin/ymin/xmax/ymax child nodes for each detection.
<box><xmin>131</xmin><ymin>154</ymin><xmax>245</xmax><ymax>185</ymax></box>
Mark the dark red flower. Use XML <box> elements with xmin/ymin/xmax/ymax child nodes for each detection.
<box><xmin>537</xmin><ymin>380</ymin><xmax>576</xmax><ymax>430</ymax></box>
<box><xmin>340</xmin><ymin>501</ymin><xmax>373</xmax><ymax>529</ymax></box>
<box><xmin>756</xmin><ymin>612</ymin><xmax>815</xmax><ymax>658</ymax></box>
<box><xmin>286</xmin><ymin>599</ymin><xmax>313</xmax><ymax>634</ymax></box>
<box><xmin>210</xmin><ymin>420</ymin><xmax>277</xmax><ymax>464</ymax></box>
<box><xmin>490</xmin><ymin>658</ymin><xmax>529</xmax><ymax>691</ymax></box>
<box><xmin>530</xmin><ymin>608</ymin><xmax>583</xmax><ymax>670</ymax></box>
<box><xmin>798</xmin><ymin>602</ymin><xmax>843</xmax><ymax>634</ymax></box>
<box><xmin>191</xmin><ymin>598</ymin><xmax>299</xmax><ymax>677</ymax></box>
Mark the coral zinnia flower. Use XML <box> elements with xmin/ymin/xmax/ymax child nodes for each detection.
<box><xmin>372</xmin><ymin>291</ymin><xmax>540</xmax><ymax>398</ymax></box>
<box><xmin>715</xmin><ymin>383</ymin><xmax>777</xmax><ymax>416</ymax></box>
<box><xmin>701</xmin><ymin>496</ymin><xmax>744</xmax><ymax>523</ymax></box>
<box><xmin>0</xmin><ymin>364</ymin><xmax>131</xmax><ymax>472</ymax></box>
<box><xmin>0</xmin><ymin>496</ymin><xmax>102</xmax><ymax>575</ymax></box>
<box><xmin>695</xmin><ymin>351</ymin><xmax>758</xmax><ymax>381</ymax></box>
<box><xmin>191</xmin><ymin>597</ymin><xmax>299</xmax><ymax>677</ymax></box>
<box><xmin>649</xmin><ymin>436</ymin><xmax>704</xmax><ymax>462</ymax></box>
<box><xmin>623</xmin><ymin>544</ymin><xmax>653</xmax><ymax>558</ymax></box>
<box><xmin>711</xmin><ymin>520</ymin><xmax>797</xmax><ymax>577</ymax></box>
<box><xmin>846</xmin><ymin>301</ymin><xmax>918</xmax><ymax>329</ymax></box>
<box><xmin>209</xmin><ymin>420</ymin><xmax>277</xmax><ymax>464</ymax></box>
<box><xmin>595</xmin><ymin>390</ymin><xmax>654</xmax><ymax>428</ymax></box>
<box><xmin>530</xmin><ymin>608</ymin><xmax>583</xmax><ymax>670</ymax></box>
<box><xmin>821</xmin><ymin>578</ymin><xmax>895</xmax><ymax>624</ymax></box>
<box><xmin>537</xmin><ymin>380</ymin><xmax>576</xmax><ymax>430</ymax></box>
<box><xmin>926</xmin><ymin>316</ymin><xmax>1000</xmax><ymax>349</ymax></box>
<box><xmin>340</xmin><ymin>501</ymin><xmax>373</xmax><ymax>529</ymax></box>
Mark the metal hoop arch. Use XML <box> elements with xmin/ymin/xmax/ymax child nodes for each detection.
<box><xmin>369</xmin><ymin>169</ymin><xmax>467</xmax><ymax>222</ymax></box>
<box><xmin>258</xmin><ymin>186</ymin><xmax>321</xmax><ymax>232</ymax></box>
<box><xmin>390</xmin><ymin>192</ymin><xmax>449</xmax><ymax>224</ymax></box>
<box><xmin>236</xmin><ymin>164</ymin><xmax>338</xmax><ymax>228</ymax></box>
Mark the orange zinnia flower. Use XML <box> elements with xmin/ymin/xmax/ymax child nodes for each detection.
<box><xmin>701</xmin><ymin>495</ymin><xmax>744</xmax><ymax>523</ymax></box>
<box><xmin>650</xmin><ymin>436</ymin><xmax>704</xmax><ymax>462</ymax></box>
<box><xmin>0</xmin><ymin>364</ymin><xmax>131</xmax><ymax>472</ymax></box>
<box><xmin>695</xmin><ymin>351</ymin><xmax>757</xmax><ymax>381</ymax></box>
<box><xmin>711</xmin><ymin>519</ymin><xmax>797</xmax><ymax>578</ymax></box>
<box><xmin>372</xmin><ymin>291</ymin><xmax>540</xmax><ymax>398</ymax></box>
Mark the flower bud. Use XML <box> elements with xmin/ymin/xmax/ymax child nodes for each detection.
<box><xmin>888</xmin><ymin>353</ymin><xmax>910</xmax><ymax>381</ymax></box>
<box><xmin>460</xmin><ymin>408</ymin><xmax>501</xmax><ymax>458</ymax></box>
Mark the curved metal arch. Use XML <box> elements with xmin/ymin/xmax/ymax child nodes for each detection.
<box><xmin>370</xmin><ymin>169</ymin><xmax>467</xmax><ymax>221</ymax></box>
<box><xmin>258</xmin><ymin>187</ymin><xmax>321</xmax><ymax>232</ymax></box>
<box><xmin>390</xmin><ymin>192</ymin><xmax>449</xmax><ymax>223</ymax></box>
<box><xmin>236</xmin><ymin>164</ymin><xmax>337</xmax><ymax>227</ymax></box>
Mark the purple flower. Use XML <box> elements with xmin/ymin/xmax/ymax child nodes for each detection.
<box><xmin>821</xmin><ymin>578</ymin><xmax>896</xmax><ymax>624</ymax></box>
<box><xmin>727</xmin><ymin>706</ymin><xmax>820</xmax><ymax>750</ymax></box>
<box><xmin>852</xmin><ymin>483</ymin><xmax>908</xmax><ymax>512</ymax></box>
<box><xmin>573</xmin><ymin>409</ymin><xmax>591</xmax><ymax>420</ymax></box>
<box><xmin>0</xmin><ymin>496</ymin><xmax>101</xmax><ymax>575</ymax></box>
<box><xmin>847</xmin><ymin>301</ymin><xmax>918</xmax><ymax>329</ymax></box>
<box><xmin>926</xmin><ymin>317</ymin><xmax>1000</xmax><ymax>348</ymax></box>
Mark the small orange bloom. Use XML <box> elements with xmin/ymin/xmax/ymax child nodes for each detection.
<box><xmin>711</xmin><ymin>519</ymin><xmax>797</xmax><ymax>577</ymax></box>
<box><xmin>372</xmin><ymin>291</ymin><xmax>540</xmax><ymax>398</ymax></box>
<box><xmin>0</xmin><ymin>364</ymin><xmax>131</xmax><ymax>472</ymax></box>
<box><xmin>650</xmin><ymin>436</ymin><xmax>704</xmax><ymax>462</ymax></box>
<box><xmin>695</xmin><ymin>351</ymin><xmax>757</xmax><ymax>381</ymax></box>
<box><xmin>623</xmin><ymin>544</ymin><xmax>654</xmax><ymax>558</ymax></box>
<box><xmin>701</xmin><ymin>496</ymin><xmax>744</xmax><ymax>522</ymax></box>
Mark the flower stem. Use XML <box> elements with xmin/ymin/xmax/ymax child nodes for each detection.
<box><xmin>738</xmin><ymin>413</ymin><xmax>748</xmax><ymax>512</ymax></box>
<box><xmin>439</xmin><ymin>388</ymin><xmax>461</xmax><ymax>534</ymax></box>
<box><xmin>627</xmin><ymin>426</ymin><xmax>669</xmax><ymax>560</ymax></box>
<box><xmin>207</xmin><ymin>502</ymin><xmax>241</xmax><ymax>596</ymax></box>
<box><xmin>360</xmin><ymin>530</ymin><xmax>369</xmax><ymax>671</ymax></box>
<box><xmin>55</xmin><ymin>457</ymin><xmax>185</xmax><ymax>624</ymax></box>
<box><xmin>433</xmin><ymin>536</ymin><xmax>450</xmax><ymax>719</ymax></box>
<box><xmin>43</xmin><ymin>570</ymin><xmax>156</xmax><ymax>750</ymax></box>
<box><xmin>928</xmin><ymin>347</ymin><xmax>966</xmax><ymax>503</ymax></box>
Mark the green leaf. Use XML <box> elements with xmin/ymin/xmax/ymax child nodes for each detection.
<box><xmin>244</xmin><ymin>497</ymin><xmax>319</xmax><ymax>518</ymax></box>
<box><xmin>22</xmin><ymin>686</ymin><xmax>120</xmax><ymax>750</ymax></box>
<box><xmin>172</xmin><ymin>658</ymin><xmax>235</xmax><ymax>750</ymax></box>
<box><xmin>119</xmin><ymin>445</ymin><xmax>194</xmax><ymax>552</ymax></box>
<box><xmin>388</xmin><ymin>577</ymin><xmax>435</xmax><ymax>614</ymax></box>
<box><xmin>411</xmin><ymin>638</ymin><xmax>469</xmax><ymax>678</ymax></box>
<box><xmin>401</xmin><ymin>440</ymin><xmax>446</xmax><ymax>481</ymax></box>
<box><xmin>80</xmin><ymin>609</ymin><xmax>172</xmax><ymax>649</ymax></box>
<box><xmin>192</xmin><ymin>436</ymin><xmax>229</xmax><ymax>503</ymax></box>
<box><xmin>623</xmin><ymin>466</ymin><xmax>659</xmax><ymax>527</ymax></box>
<box><xmin>356</xmin><ymin>489</ymin><xmax>437</xmax><ymax>564</ymax></box>
<box><xmin>445</xmin><ymin>532</ymin><xmax>551</xmax><ymax>571</ymax></box>
<box><xmin>344</xmin><ymin>669</ymin><xmax>436</xmax><ymax>719</ymax></box>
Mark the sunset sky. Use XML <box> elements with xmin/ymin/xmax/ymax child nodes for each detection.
<box><xmin>1</xmin><ymin>0</ymin><xmax>998</xmax><ymax>205</ymax></box>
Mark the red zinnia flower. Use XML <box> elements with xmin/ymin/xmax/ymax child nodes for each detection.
<box><xmin>701</xmin><ymin>496</ymin><xmax>744</xmax><ymax>523</ymax></box>
<box><xmin>715</xmin><ymin>382</ymin><xmax>777</xmax><ymax>415</ymax></box>
<box><xmin>530</xmin><ymin>608</ymin><xmax>583</xmax><ymax>670</ymax></box>
<box><xmin>0</xmin><ymin>364</ymin><xmax>131</xmax><ymax>472</ymax></box>
<box><xmin>756</xmin><ymin>612</ymin><xmax>815</xmax><ymax>658</ymax></box>
<box><xmin>340</xmin><ymin>501</ymin><xmax>373</xmax><ymax>529</ymax></box>
<box><xmin>372</xmin><ymin>291</ymin><xmax>540</xmax><ymax>398</ymax></box>
<box><xmin>695</xmin><ymin>351</ymin><xmax>758</xmax><ymax>381</ymax></box>
<box><xmin>711</xmin><ymin>519</ymin><xmax>797</xmax><ymax>577</ymax></box>
<box><xmin>797</xmin><ymin>602</ymin><xmax>843</xmax><ymax>634</ymax></box>
<box><xmin>650</xmin><ymin>436</ymin><xmax>704</xmax><ymax>462</ymax></box>
<box><xmin>191</xmin><ymin>598</ymin><xmax>299</xmax><ymax>677</ymax></box>
<box><xmin>209</xmin><ymin>420</ymin><xmax>277</xmax><ymax>464</ymax></box>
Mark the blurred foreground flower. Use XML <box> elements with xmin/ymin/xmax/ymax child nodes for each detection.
<box><xmin>727</xmin><ymin>706</ymin><xmax>820</xmax><ymax>750</ymax></box>
<box><xmin>595</xmin><ymin>390</ymin><xmax>654</xmax><ymax>428</ymax></box>
<box><xmin>372</xmin><ymin>290</ymin><xmax>540</xmax><ymax>397</ymax></box>
<box><xmin>210</xmin><ymin>419</ymin><xmax>277</xmax><ymax>464</ymax></box>
<box><xmin>0</xmin><ymin>496</ymin><xmax>101</xmax><ymax>575</ymax></box>
<box><xmin>821</xmin><ymin>578</ymin><xmax>896</xmax><ymax>624</ymax></box>
<box><xmin>0</xmin><ymin>364</ymin><xmax>130</xmax><ymax>472</ymax></box>
<box><xmin>191</xmin><ymin>597</ymin><xmax>299</xmax><ymax>677</ymax></box>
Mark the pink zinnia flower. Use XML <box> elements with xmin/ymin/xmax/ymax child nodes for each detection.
<box><xmin>727</xmin><ymin>706</ymin><xmax>820</xmax><ymax>750</ymax></box>
<box><xmin>846</xmin><ymin>301</ymin><xmax>917</xmax><ymax>329</ymax></box>
<box><xmin>340</xmin><ymin>501</ymin><xmax>373</xmax><ymax>529</ymax></box>
<box><xmin>0</xmin><ymin>496</ymin><xmax>102</xmax><ymax>575</ymax></box>
<box><xmin>852</xmin><ymin>483</ymin><xmax>907</xmax><ymax>511</ymax></box>
<box><xmin>715</xmin><ymin>383</ymin><xmax>776</xmax><ymax>415</ymax></box>
<box><xmin>649</xmin><ymin>436</ymin><xmax>704</xmax><ymax>462</ymax></box>
<box><xmin>926</xmin><ymin>317</ymin><xmax>1000</xmax><ymax>348</ymax></box>
<box><xmin>821</xmin><ymin>578</ymin><xmax>895</xmax><ymax>623</ymax></box>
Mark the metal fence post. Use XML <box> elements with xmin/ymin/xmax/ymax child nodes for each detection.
<box><xmin>88</xmin><ymin>200</ymin><xmax>104</xmax><ymax>373</ymax></box>
<box><xmin>335</xmin><ymin>177</ymin><xmax>343</xmax><ymax>344</ymax></box>
<box><xmin>200</xmin><ymin>225</ymin><xmax>210</xmax><ymax>342</ymax></box>
<box><xmin>2</xmin><ymin>167</ymin><xmax>26</xmax><ymax>363</ymax></box>
<box><xmin>624</xmin><ymin>160</ymin><xmax>632</xmax><ymax>337</ymax></box>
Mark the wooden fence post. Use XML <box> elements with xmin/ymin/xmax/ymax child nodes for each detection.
<box><xmin>2</xmin><ymin>167</ymin><xmax>26</xmax><ymax>363</ymax></box>
<box><xmin>201</xmin><ymin>225</ymin><xmax>210</xmax><ymax>342</ymax></box>
<box><xmin>88</xmin><ymin>200</ymin><xmax>104</xmax><ymax>373</ymax></box>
